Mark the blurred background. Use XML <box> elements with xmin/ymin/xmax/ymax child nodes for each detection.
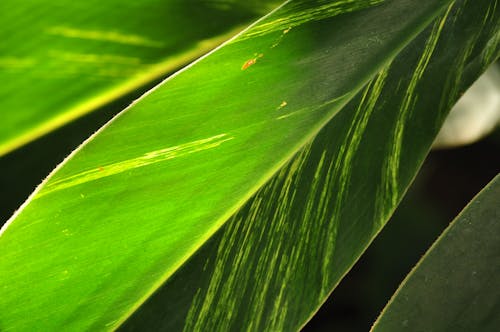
<box><xmin>0</xmin><ymin>59</ymin><xmax>498</xmax><ymax>332</ymax></box>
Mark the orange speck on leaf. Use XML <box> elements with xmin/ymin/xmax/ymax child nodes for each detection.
<box><xmin>241</xmin><ymin>58</ymin><xmax>257</xmax><ymax>70</ymax></box>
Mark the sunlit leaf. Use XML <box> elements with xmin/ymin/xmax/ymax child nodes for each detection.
<box><xmin>121</xmin><ymin>1</ymin><xmax>500</xmax><ymax>330</ymax></box>
<box><xmin>0</xmin><ymin>0</ymin><xmax>277</xmax><ymax>155</ymax></box>
<box><xmin>0</xmin><ymin>0</ymin><xmax>498</xmax><ymax>331</ymax></box>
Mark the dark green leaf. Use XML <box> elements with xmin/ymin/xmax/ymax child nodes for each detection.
<box><xmin>372</xmin><ymin>174</ymin><xmax>500</xmax><ymax>332</ymax></box>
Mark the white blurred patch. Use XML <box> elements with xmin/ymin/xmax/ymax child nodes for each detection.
<box><xmin>433</xmin><ymin>64</ymin><xmax>500</xmax><ymax>149</ymax></box>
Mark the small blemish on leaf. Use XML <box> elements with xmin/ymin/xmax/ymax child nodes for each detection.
<box><xmin>277</xmin><ymin>101</ymin><xmax>288</xmax><ymax>110</ymax></box>
<box><xmin>242</xmin><ymin>53</ymin><xmax>264</xmax><ymax>70</ymax></box>
<box><xmin>241</xmin><ymin>58</ymin><xmax>256</xmax><ymax>70</ymax></box>
<box><xmin>271</xmin><ymin>27</ymin><xmax>292</xmax><ymax>48</ymax></box>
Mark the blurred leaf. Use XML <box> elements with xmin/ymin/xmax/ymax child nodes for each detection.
<box><xmin>372</xmin><ymin>173</ymin><xmax>500</xmax><ymax>332</ymax></box>
<box><xmin>0</xmin><ymin>0</ymin><xmax>277</xmax><ymax>156</ymax></box>
<box><xmin>434</xmin><ymin>63</ymin><xmax>500</xmax><ymax>148</ymax></box>
<box><xmin>0</xmin><ymin>0</ymin><xmax>498</xmax><ymax>331</ymax></box>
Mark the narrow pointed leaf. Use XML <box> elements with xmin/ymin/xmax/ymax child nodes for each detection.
<box><xmin>0</xmin><ymin>0</ymin><xmax>498</xmax><ymax>331</ymax></box>
<box><xmin>0</xmin><ymin>0</ymin><xmax>276</xmax><ymax>155</ymax></box>
<box><xmin>121</xmin><ymin>1</ymin><xmax>500</xmax><ymax>330</ymax></box>
<box><xmin>372</xmin><ymin>174</ymin><xmax>500</xmax><ymax>332</ymax></box>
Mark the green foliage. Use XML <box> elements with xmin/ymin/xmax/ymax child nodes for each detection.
<box><xmin>0</xmin><ymin>0</ymin><xmax>273</xmax><ymax>155</ymax></box>
<box><xmin>0</xmin><ymin>0</ymin><xmax>498</xmax><ymax>331</ymax></box>
<box><xmin>372</xmin><ymin>174</ymin><xmax>500</xmax><ymax>332</ymax></box>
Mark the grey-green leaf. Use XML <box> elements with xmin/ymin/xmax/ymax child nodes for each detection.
<box><xmin>371</xmin><ymin>173</ymin><xmax>500</xmax><ymax>332</ymax></box>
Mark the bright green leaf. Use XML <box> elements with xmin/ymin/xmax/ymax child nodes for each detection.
<box><xmin>0</xmin><ymin>0</ymin><xmax>498</xmax><ymax>331</ymax></box>
<box><xmin>121</xmin><ymin>2</ymin><xmax>500</xmax><ymax>331</ymax></box>
<box><xmin>372</xmin><ymin>173</ymin><xmax>500</xmax><ymax>332</ymax></box>
<box><xmin>0</xmin><ymin>0</ymin><xmax>277</xmax><ymax>156</ymax></box>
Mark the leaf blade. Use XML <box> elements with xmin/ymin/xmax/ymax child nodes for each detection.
<box><xmin>1</xmin><ymin>0</ymin><xmax>496</xmax><ymax>331</ymax></box>
<box><xmin>372</xmin><ymin>173</ymin><xmax>500</xmax><ymax>332</ymax></box>
<box><xmin>0</xmin><ymin>0</ymin><xmax>274</xmax><ymax>156</ymax></box>
<box><xmin>120</xmin><ymin>1</ymin><xmax>500</xmax><ymax>330</ymax></box>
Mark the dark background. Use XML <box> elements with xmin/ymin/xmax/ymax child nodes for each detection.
<box><xmin>1</xmin><ymin>80</ymin><xmax>498</xmax><ymax>330</ymax></box>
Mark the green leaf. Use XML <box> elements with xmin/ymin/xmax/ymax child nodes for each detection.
<box><xmin>371</xmin><ymin>173</ymin><xmax>500</xmax><ymax>332</ymax></box>
<box><xmin>121</xmin><ymin>2</ymin><xmax>500</xmax><ymax>331</ymax></box>
<box><xmin>0</xmin><ymin>0</ymin><xmax>498</xmax><ymax>331</ymax></box>
<box><xmin>0</xmin><ymin>0</ymin><xmax>275</xmax><ymax>156</ymax></box>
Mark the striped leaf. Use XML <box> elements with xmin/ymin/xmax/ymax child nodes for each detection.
<box><xmin>0</xmin><ymin>0</ymin><xmax>276</xmax><ymax>156</ymax></box>
<box><xmin>121</xmin><ymin>1</ymin><xmax>500</xmax><ymax>330</ymax></box>
<box><xmin>0</xmin><ymin>0</ymin><xmax>498</xmax><ymax>331</ymax></box>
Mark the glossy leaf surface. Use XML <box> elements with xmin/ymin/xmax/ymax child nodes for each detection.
<box><xmin>0</xmin><ymin>0</ymin><xmax>274</xmax><ymax>155</ymax></box>
<box><xmin>0</xmin><ymin>0</ymin><xmax>498</xmax><ymax>331</ymax></box>
<box><xmin>372</xmin><ymin>174</ymin><xmax>500</xmax><ymax>332</ymax></box>
<box><xmin>121</xmin><ymin>1</ymin><xmax>500</xmax><ymax>330</ymax></box>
